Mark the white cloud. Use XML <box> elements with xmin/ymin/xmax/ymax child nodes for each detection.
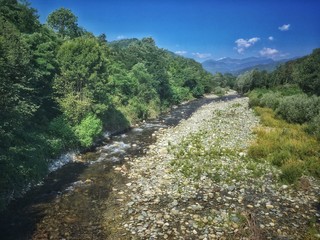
<box><xmin>116</xmin><ymin>35</ymin><xmax>126</xmax><ymax>40</ymax></box>
<box><xmin>278</xmin><ymin>24</ymin><xmax>290</xmax><ymax>31</ymax></box>
<box><xmin>235</xmin><ymin>37</ymin><xmax>260</xmax><ymax>54</ymax></box>
<box><xmin>268</xmin><ymin>36</ymin><xmax>274</xmax><ymax>41</ymax></box>
<box><xmin>259</xmin><ymin>47</ymin><xmax>279</xmax><ymax>57</ymax></box>
<box><xmin>192</xmin><ymin>52</ymin><xmax>212</xmax><ymax>59</ymax></box>
<box><xmin>175</xmin><ymin>50</ymin><xmax>187</xmax><ymax>56</ymax></box>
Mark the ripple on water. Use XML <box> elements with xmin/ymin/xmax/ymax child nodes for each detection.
<box><xmin>48</xmin><ymin>152</ymin><xmax>78</xmax><ymax>172</ymax></box>
<box><xmin>64</xmin><ymin>179</ymin><xmax>93</xmax><ymax>193</ymax></box>
<box><xmin>132</xmin><ymin>127</ymin><xmax>143</xmax><ymax>132</ymax></box>
<box><xmin>103</xmin><ymin>131</ymin><xmax>111</xmax><ymax>138</ymax></box>
<box><xmin>102</xmin><ymin>141</ymin><xmax>130</xmax><ymax>152</ymax></box>
<box><xmin>142</xmin><ymin>122</ymin><xmax>164</xmax><ymax>129</ymax></box>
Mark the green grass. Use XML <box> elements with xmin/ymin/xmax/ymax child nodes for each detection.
<box><xmin>248</xmin><ymin>107</ymin><xmax>320</xmax><ymax>183</ymax></box>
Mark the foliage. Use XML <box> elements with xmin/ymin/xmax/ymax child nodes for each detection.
<box><xmin>47</xmin><ymin>8</ymin><xmax>81</xmax><ymax>38</ymax></box>
<box><xmin>306</xmin><ymin>114</ymin><xmax>320</xmax><ymax>140</ymax></box>
<box><xmin>213</xmin><ymin>86</ymin><xmax>227</xmax><ymax>96</ymax></box>
<box><xmin>107</xmin><ymin>38</ymin><xmax>218</xmax><ymax>122</ymax></box>
<box><xmin>0</xmin><ymin>2</ymin><xmax>224</xmax><ymax>210</ymax></box>
<box><xmin>236</xmin><ymin>49</ymin><xmax>320</xmax><ymax>96</ymax></box>
<box><xmin>0</xmin><ymin>17</ymin><xmax>36</xmax><ymax>143</ymax></box>
<box><xmin>247</xmin><ymin>86</ymin><xmax>320</xmax><ymax>125</ymax></box>
<box><xmin>48</xmin><ymin>116</ymin><xmax>77</xmax><ymax>150</ymax></box>
<box><xmin>0</xmin><ymin>0</ymin><xmax>40</xmax><ymax>33</ymax></box>
<box><xmin>54</xmin><ymin>36</ymin><xmax>109</xmax><ymax>124</ymax></box>
<box><xmin>74</xmin><ymin>114</ymin><xmax>103</xmax><ymax>147</ymax></box>
<box><xmin>293</xmin><ymin>49</ymin><xmax>320</xmax><ymax>96</ymax></box>
<box><xmin>276</xmin><ymin>94</ymin><xmax>320</xmax><ymax>124</ymax></box>
<box><xmin>259</xmin><ymin>91</ymin><xmax>282</xmax><ymax>109</ymax></box>
<box><xmin>235</xmin><ymin>70</ymin><xmax>268</xmax><ymax>93</ymax></box>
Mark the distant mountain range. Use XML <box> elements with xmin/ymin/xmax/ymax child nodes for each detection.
<box><xmin>202</xmin><ymin>57</ymin><xmax>292</xmax><ymax>75</ymax></box>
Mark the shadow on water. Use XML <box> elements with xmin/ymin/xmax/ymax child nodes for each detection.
<box><xmin>0</xmin><ymin>94</ymin><xmax>239</xmax><ymax>240</ymax></box>
<box><xmin>0</xmin><ymin>162</ymin><xmax>88</xmax><ymax>240</ymax></box>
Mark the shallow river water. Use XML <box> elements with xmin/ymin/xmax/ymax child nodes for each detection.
<box><xmin>0</xmin><ymin>94</ymin><xmax>238</xmax><ymax>240</ymax></box>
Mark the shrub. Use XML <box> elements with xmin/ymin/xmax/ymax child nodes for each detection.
<box><xmin>306</xmin><ymin>114</ymin><xmax>320</xmax><ymax>140</ymax></box>
<box><xmin>192</xmin><ymin>84</ymin><xmax>205</xmax><ymax>98</ymax></box>
<box><xmin>276</xmin><ymin>94</ymin><xmax>320</xmax><ymax>124</ymax></box>
<box><xmin>247</xmin><ymin>88</ymin><xmax>269</xmax><ymax>107</ymax></box>
<box><xmin>74</xmin><ymin>114</ymin><xmax>102</xmax><ymax>147</ymax></box>
<box><xmin>259</xmin><ymin>91</ymin><xmax>282</xmax><ymax>110</ymax></box>
<box><xmin>171</xmin><ymin>86</ymin><xmax>192</xmax><ymax>104</ymax></box>
<box><xmin>48</xmin><ymin>115</ymin><xmax>77</xmax><ymax>148</ymax></box>
<box><xmin>213</xmin><ymin>86</ymin><xmax>226</xmax><ymax>96</ymax></box>
<box><xmin>280</xmin><ymin>161</ymin><xmax>304</xmax><ymax>184</ymax></box>
<box><xmin>305</xmin><ymin>157</ymin><xmax>320</xmax><ymax>178</ymax></box>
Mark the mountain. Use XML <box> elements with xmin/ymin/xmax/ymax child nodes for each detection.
<box><xmin>202</xmin><ymin>57</ymin><xmax>286</xmax><ymax>75</ymax></box>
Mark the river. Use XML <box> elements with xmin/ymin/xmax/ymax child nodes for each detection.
<box><xmin>0</xmin><ymin>94</ymin><xmax>238</xmax><ymax>240</ymax></box>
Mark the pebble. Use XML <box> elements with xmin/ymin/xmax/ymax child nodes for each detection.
<box><xmin>114</xmin><ymin>94</ymin><xmax>320</xmax><ymax>239</ymax></box>
<box><xmin>266</xmin><ymin>204</ymin><xmax>274</xmax><ymax>209</ymax></box>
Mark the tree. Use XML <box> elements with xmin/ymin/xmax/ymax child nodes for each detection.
<box><xmin>98</xmin><ymin>33</ymin><xmax>107</xmax><ymax>44</ymax></box>
<box><xmin>47</xmin><ymin>8</ymin><xmax>80</xmax><ymax>38</ymax></box>
<box><xmin>74</xmin><ymin>114</ymin><xmax>102</xmax><ymax>147</ymax></box>
<box><xmin>23</xmin><ymin>26</ymin><xmax>61</xmax><ymax>121</ymax></box>
<box><xmin>0</xmin><ymin>0</ymin><xmax>40</xmax><ymax>33</ymax></box>
<box><xmin>0</xmin><ymin>17</ymin><xmax>36</xmax><ymax>147</ymax></box>
<box><xmin>0</xmin><ymin>16</ymin><xmax>45</xmax><ymax>210</ymax></box>
<box><xmin>294</xmin><ymin>49</ymin><xmax>320</xmax><ymax>96</ymax></box>
<box><xmin>236</xmin><ymin>71</ymin><xmax>254</xmax><ymax>93</ymax></box>
<box><xmin>54</xmin><ymin>36</ymin><xmax>109</xmax><ymax>124</ymax></box>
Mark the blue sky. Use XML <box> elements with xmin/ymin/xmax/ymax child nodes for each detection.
<box><xmin>29</xmin><ymin>0</ymin><xmax>320</xmax><ymax>62</ymax></box>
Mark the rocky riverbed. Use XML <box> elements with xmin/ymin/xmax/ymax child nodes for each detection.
<box><xmin>103</xmin><ymin>94</ymin><xmax>320</xmax><ymax>239</ymax></box>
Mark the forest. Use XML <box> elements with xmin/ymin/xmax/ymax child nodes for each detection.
<box><xmin>0</xmin><ymin>0</ymin><xmax>233</xmax><ymax>210</ymax></box>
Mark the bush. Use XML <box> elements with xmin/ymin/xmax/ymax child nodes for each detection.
<box><xmin>306</xmin><ymin>114</ymin><xmax>320</xmax><ymax>140</ymax></box>
<box><xmin>213</xmin><ymin>87</ymin><xmax>226</xmax><ymax>96</ymax></box>
<box><xmin>247</xmin><ymin>86</ymin><xmax>303</xmax><ymax>109</ymax></box>
<box><xmin>247</xmin><ymin>88</ymin><xmax>269</xmax><ymax>107</ymax></box>
<box><xmin>48</xmin><ymin>115</ymin><xmax>78</xmax><ymax>149</ymax></box>
<box><xmin>259</xmin><ymin>91</ymin><xmax>282</xmax><ymax>110</ymax></box>
<box><xmin>192</xmin><ymin>84</ymin><xmax>205</xmax><ymax>98</ymax></box>
<box><xmin>280</xmin><ymin>161</ymin><xmax>304</xmax><ymax>184</ymax></box>
<box><xmin>171</xmin><ymin>86</ymin><xmax>192</xmax><ymax>104</ymax></box>
<box><xmin>74</xmin><ymin>114</ymin><xmax>102</xmax><ymax>147</ymax></box>
<box><xmin>276</xmin><ymin>94</ymin><xmax>320</xmax><ymax>124</ymax></box>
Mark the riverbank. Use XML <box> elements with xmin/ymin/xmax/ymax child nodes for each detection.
<box><xmin>104</xmin><ymin>93</ymin><xmax>320</xmax><ymax>239</ymax></box>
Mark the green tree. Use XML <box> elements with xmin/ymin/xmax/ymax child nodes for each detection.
<box><xmin>23</xmin><ymin>26</ymin><xmax>61</xmax><ymax>121</ymax></box>
<box><xmin>0</xmin><ymin>0</ymin><xmax>40</xmax><ymax>33</ymax></box>
<box><xmin>235</xmin><ymin>71</ymin><xmax>254</xmax><ymax>93</ymax></box>
<box><xmin>74</xmin><ymin>114</ymin><xmax>102</xmax><ymax>147</ymax></box>
<box><xmin>129</xmin><ymin>63</ymin><xmax>158</xmax><ymax>100</ymax></box>
<box><xmin>54</xmin><ymin>36</ymin><xmax>109</xmax><ymax>124</ymax></box>
<box><xmin>0</xmin><ymin>17</ymin><xmax>36</xmax><ymax>147</ymax></box>
<box><xmin>294</xmin><ymin>49</ymin><xmax>320</xmax><ymax>95</ymax></box>
<box><xmin>98</xmin><ymin>33</ymin><xmax>107</xmax><ymax>44</ymax></box>
<box><xmin>47</xmin><ymin>8</ymin><xmax>80</xmax><ymax>38</ymax></box>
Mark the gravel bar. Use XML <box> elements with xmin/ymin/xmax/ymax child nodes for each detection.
<box><xmin>104</xmin><ymin>93</ymin><xmax>320</xmax><ymax>239</ymax></box>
